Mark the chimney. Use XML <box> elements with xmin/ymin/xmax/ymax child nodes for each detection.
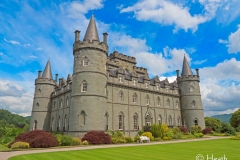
<box><xmin>103</xmin><ymin>33</ymin><xmax>108</xmax><ymax>44</ymax></box>
<box><xmin>38</xmin><ymin>71</ymin><xmax>42</xmax><ymax>78</ymax></box>
<box><xmin>74</xmin><ymin>30</ymin><xmax>80</xmax><ymax>42</ymax></box>
<box><xmin>59</xmin><ymin>78</ymin><xmax>62</xmax><ymax>86</ymax></box>
<box><xmin>176</xmin><ymin>70</ymin><xmax>179</xmax><ymax>77</ymax></box>
<box><xmin>196</xmin><ymin>68</ymin><xmax>199</xmax><ymax>77</ymax></box>
<box><xmin>55</xmin><ymin>74</ymin><xmax>58</xmax><ymax>82</ymax></box>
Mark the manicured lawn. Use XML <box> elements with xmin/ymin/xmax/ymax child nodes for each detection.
<box><xmin>0</xmin><ymin>144</ymin><xmax>10</xmax><ymax>151</ymax></box>
<box><xmin>9</xmin><ymin>139</ymin><xmax>238</xmax><ymax>160</ymax></box>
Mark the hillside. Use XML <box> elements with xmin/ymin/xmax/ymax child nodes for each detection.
<box><xmin>211</xmin><ymin>113</ymin><xmax>232</xmax><ymax>123</ymax></box>
<box><xmin>0</xmin><ymin>109</ymin><xmax>30</xmax><ymax>128</ymax></box>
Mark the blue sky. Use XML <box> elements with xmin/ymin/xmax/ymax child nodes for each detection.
<box><xmin>1</xmin><ymin>0</ymin><xmax>240</xmax><ymax>117</ymax></box>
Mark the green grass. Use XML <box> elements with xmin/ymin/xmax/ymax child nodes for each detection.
<box><xmin>0</xmin><ymin>144</ymin><xmax>11</xmax><ymax>151</ymax></box>
<box><xmin>9</xmin><ymin>139</ymin><xmax>238</xmax><ymax>160</ymax></box>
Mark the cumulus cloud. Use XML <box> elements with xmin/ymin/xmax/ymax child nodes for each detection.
<box><xmin>4</xmin><ymin>38</ymin><xmax>20</xmax><ymax>45</ymax></box>
<box><xmin>0</xmin><ymin>79</ymin><xmax>26</xmax><ymax>97</ymax></box>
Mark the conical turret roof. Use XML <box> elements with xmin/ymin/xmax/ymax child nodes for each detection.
<box><xmin>42</xmin><ymin>60</ymin><xmax>52</xmax><ymax>79</ymax></box>
<box><xmin>181</xmin><ymin>55</ymin><xmax>193</xmax><ymax>76</ymax></box>
<box><xmin>83</xmin><ymin>14</ymin><xmax>100</xmax><ymax>42</ymax></box>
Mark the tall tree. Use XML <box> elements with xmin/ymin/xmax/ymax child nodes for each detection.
<box><xmin>230</xmin><ymin>109</ymin><xmax>240</xmax><ymax>128</ymax></box>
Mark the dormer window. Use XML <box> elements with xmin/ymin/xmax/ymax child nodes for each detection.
<box><xmin>82</xmin><ymin>81</ymin><xmax>88</xmax><ymax>92</ymax></box>
<box><xmin>145</xmin><ymin>83</ymin><xmax>148</xmax><ymax>88</ymax></box>
<box><xmin>119</xmin><ymin>77</ymin><xmax>123</xmax><ymax>83</ymax></box>
<box><xmin>133</xmin><ymin>80</ymin><xmax>136</xmax><ymax>86</ymax></box>
<box><xmin>156</xmin><ymin>85</ymin><xmax>159</xmax><ymax>90</ymax></box>
<box><xmin>83</xmin><ymin>57</ymin><xmax>89</xmax><ymax>66</ymax></box>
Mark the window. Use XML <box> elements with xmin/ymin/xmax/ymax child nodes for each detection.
<box><xmin>194</xmin><ymin>118</ymin><xmax>198</xmax><ymax>126</ymax></box>
<box><xmin>156</xmin><ymin>85</ymin><xmax>159</xmax><ymax>90</ymax></box>
<box><xmin>66</xmin><ymin>97</ymin><xmax>69</xmax><ymax>106</ymax></box>
<box><xmin>146</xmin><ymin>114</ymin><xmax>151</xmax><ymax>126</ymax></box>
<box><xmin>158</xmin><ymin>115</ymin><xmax>162</xmax><ymax>124</ymax></box>
<box><xmin>166</xmin><ymin>88</ymin><xmax>169</xmax><ymax>92</ymax></box>
<box><xmin>145</xmin><ymin>95</ymin><xmax>150</xmax><ymax>105</ymax></box>
<box><xmin>119</xmin><ymin>77</ymin><xmax>123</xmax><ymax>83</ymax></box>
<box><xmin>105</xmin><ymin>112</ymin><xmax>109</xmax><ymax>131</ymax></box>
<box><xmin>133</xmin><ymin>93</ymin><xmax>137</xmax><ymax>103</ymax></box>
<box><xmin>145</xmin><ymin>83</ymin><xmax>148</xmax><ymax>88</ymax></box>
<box><xmin>133</xmin><ymin>80</ymin><xmax>136</xmax><ymax>86</ymax></box>
<box><xmin>119</xmin><ymin>91</ymin><xmax>124</xmax><ymax>102</ymax></box>
<box><xmin>64</xmin><ymin>115</ymin><xmax>67</xmax><ymax>131</ymax></box>
<box><xmin>36</xmin><ymin>103</ymin><xmax>40</xmax><ymax>109</ymax></box>
<box><xmin>175</xmin><ymin>101</ymin><xmax>179</xmax><ymax>108</ymax></box>
<box><xmin>166</xmin><ymin>99</ymin><xmax>170</xmax><ymax>107</ymax></box>
<box><xmin>119</xmin><ymin>113</ymin><xmax>124</xmax><ymax>130</ymax></box>
<box><xmin>51</xmin><ymin>118</ymin><xmax>54</xmax><ymax>131</ymax></box>
<box><xmin>60</xmin><ymin>99</ymin><xmax>63</xmax><ymax>108</ymax></box>
<box><xmin>79</xmin><ymin>111</ymin><xmax>86</xmax><ymax>126</ymax></box>
<box><xmin>58</xmin><ymin>116</ymin><xmax>61</xmax><ymax>131</ymax></box>
<box><xmin>177</xmin><ymin>116</ymin><xmax>181</xmax><ymax>126</ymax></box>
<box><xmin>33</xmin><ymin>120</ymin><xmax>37</xmax><ymax>130</ymax></box>
<box><xmin>157</xmin><ymin>97</ymin><xmax>160</xmax><ymax>106</ymax></box>
<box><xmin>133</xmin><ymin>114</ymin><xmax>138</xmax><ymax>130</ymax></box>
<box><xmin>168</xmin><ymin>116</ymin><xmax>172</xmax><ymax>126</ymax></box>
<box><xmin>82</xmin><ymin>81</ymin><xmax>88</xmax><ymax>92</ymax></box>
<box><xmin>192</xmin><ymin>100</ymin><xmax>196</xmax><ymax>107</ymax></box>
<box><xmin>190</xmin><ymin>86</ymin><xmax>194</xmax><ymax>92</ymax></box>
<box><xmin>83</xmin><ymin>59</ymin><xmax>89</xmax><ymax>66</ymax></box>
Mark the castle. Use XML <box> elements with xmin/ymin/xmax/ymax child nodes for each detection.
<box><xmin>30</xmin><ymin>15</ymin><xmax>205</xmax><ymax>137</ymax></box>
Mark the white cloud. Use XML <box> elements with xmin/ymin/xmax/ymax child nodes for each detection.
<box><xmin>120</xmin><ymin>0</ymin><xmax>220</xmax><ymax>32</ymax></box>
<box><xmin>29</xmin><ymin>55</ymin><xmax>37</xmax><ymax>59</ymax></box>
<box><xmin>4</xmin><ymin>38</ymin><xmax>20</xmax><ymax>45</ymax></box>
<box><xmin>36</xmin><ymin>47</ymin><xmax>43</xmax><ymax>51</ymax></box>
<box><xmin>192</xmin><ymin>59</ymin><xmax>207</xmax><ymax>65</ymax></box>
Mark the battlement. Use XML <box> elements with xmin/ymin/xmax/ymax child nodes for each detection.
<box><xmin>73</xmin><ymin>40</ymin><xmax>108</xmax><ymax>54</ymax></box>
<box><xmin>177</xmin><ymin>75</ymin><xmax>200</xmax><ymax>82</ymax></box>
<box><xmin>109</xmin><ymin>51</ymin><xmax>136</xmax><ymax>64</ymax></box>
<box><xmin>35</xmin><ymin>78</ymin><xmax>56</xmax><ymax>85</ymax></box>
<box><xmin>133</xmin><ymin>66</ymin><xmax>148</xmax><ymax>75</ymax></box>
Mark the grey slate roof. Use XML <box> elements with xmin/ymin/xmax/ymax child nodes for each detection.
<box><xmin>83</xmin><ymin>14</ymin><xmax>100</xmax><ymax>42</ymax></box>
<box><xmin>42</xmin><ymin>60</ymin><xmax>52</xmax><ymax>79</ymax></box>
<box><xmin>181</xmin><ymin>55</ymin><xmax>193</xmax><ymax>76</ymax></box>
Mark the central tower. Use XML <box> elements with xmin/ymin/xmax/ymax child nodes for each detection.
<box><xmin>69</xmin><ymin>15</ymin><xmax>108</xmax><ymax>136</ymax></box>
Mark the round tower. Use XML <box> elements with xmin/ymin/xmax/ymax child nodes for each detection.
<box><xmin>69</xmin><ymin>15</ymin><xmax>108</xmax><ymax>136</ymax></box>
<box><xmin>177</xmin><ymin>56</ymin><xmax>205</xmax><ymax>130</ymax></box>
<box><xmin>30</xmin><ymin>60</ymin><xmax>56</xmax><ymax>131</ymax></box>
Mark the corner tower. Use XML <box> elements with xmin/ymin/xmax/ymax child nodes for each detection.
<box><xmin>69</xmin><ymin>15</ymin><xmax>108</xmax><ymax>136</ymax></box>
<box><xmin>177</xmin><ymin>55</ymin><xmax>205</xmax><ymax>130</ymax></box>
<box><xmin>30</xmin><ymin>60</ymin><xmax>56</xmax><ymax>131</ymax></box>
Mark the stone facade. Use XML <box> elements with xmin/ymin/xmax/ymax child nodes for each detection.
<box><xmin>30</xmin><ymin>15</ymin><xmax>205</xmax><ymax>137</ymax></box>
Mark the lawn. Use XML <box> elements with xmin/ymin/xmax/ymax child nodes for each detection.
<box><xmin>0</xmin><ymin>144</ymin><xmax>10</xmax><ymax>151</ymax></box>
<box><xmin>9</xmin><ymin>139</ymin><xmax>237</xmax><ymax>160</ymax></box>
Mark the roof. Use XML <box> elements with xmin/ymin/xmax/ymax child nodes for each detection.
<box><xmin>181</xmin><ymin>55</ymin><xmax>193</xmax><ymax>76</ymax></box>
<box><xmin>42</xmin><ymin>60</ymin><xmax>52</xmax><ymax>79</ymax></box>
<box><xmin>83</xmin><ymin>14</ymin><xmax>100</xmax><ymax>42</ymax></box>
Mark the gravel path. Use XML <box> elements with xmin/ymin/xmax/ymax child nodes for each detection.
<box><xmin>0</xmin><ymin>136</ymin><xmax>228</xmax><ymax>160</ymax></box>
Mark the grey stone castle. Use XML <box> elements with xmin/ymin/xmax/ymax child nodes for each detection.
<box><xmin>30</xmin><ymin>15</ymin><xmax>205</xmax><ymax>137</ymax></box>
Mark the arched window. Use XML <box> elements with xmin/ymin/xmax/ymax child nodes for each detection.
<box><xmin>166</xmin><ymin>99</ymin><xmax>170</xmax><ymax>107</ymax></box>
<box><xmin>145</xmin><ymin>114</ymin><xmax>151</xmax><ymax>126</ymax></box>
<box><xmin>64</xmin><ymin>115</ymin><xmax>68</xmax><ymax>131</ymax></box>
<box><xmin>157</xmin><ymin>97</ymin><xmax>160</xmax><ymax>106</ymax></box>
<box><xmin>194</xmin><ymin>118</ymin><xmax>198</xmax><ymax>126</ymax></box>
<box><xmin>133</xmin><ymin>113</ymin><xmax>138</xmax><ymax>130</ymax></box>
<box><xmin>156</xmin><ymin>85</ymin><xmax>159</xmax><ymax>90</ymax></box>
<box><xmin>190</xmin><ymin>86</ymin><xmax>194</xmax><ymax>92</ymax></box>
<box><xmin>168</xmin><ymin>115</ymin><xmax>172</xmax><ymax>126</ymax></box>
<box><xmin>119</xmin><ymin>91</ymin><xmax>124</xmax><ymax>102</ymax></box>
<box><xmin>105</xmin><ymin>112</ymin><xmax>109</xmax><ymax>131</ymax></box>
<box><xmin>83</xmin><ymin>57</ymin><xmax>89</xmax><ymax>66</ymax></box>
<box><xmin>36</xmin><ymin>103</ymin><xmax>40</xmax><ymax>109</ymax></box>
<box><xmin>177</xmin><ymin>116</ymin><xmax>181</xmax><ymax>126</ymax></box>
<box><xmin>33</xmin><ymin>120</ymin><xmax>37</xmax><ymax>130</ymax></box>
<box><xmin>145</xmin><ymin>83</ymin><xmax>148</xmax><ymax>88</ymax></box>
<box><xmin>145</xmin><ymin>95</ymin><xmax>150</xmax><ymax>105</ymax></box>
<box><xmin>60</xmin><ymin>99</ymin><xmax>63</xmax><ymax>108</ymax></box>
<box><xmin>119</xmin><ymin>112</ymin><xmax>124</xmax><ymax>130</ymax></box>
<box><xmin>158</xmin><ymin>115</ymin><xmax>162</xmax><ymax>124</ymax></box>
<box><xmin>119</xmin><ymin>77</ymin><xmax>123</xmax><ymax>83</ymax></box>
<box><xmin>166</xmin><ymin>88</ymin><xmax>169</xmax><ymax>92</ymax></box>
<box><xmin>192</xmin><ymin>100</ymin><xmax>196</xmax><ymax>107</ymax></box>
<box><xmin>58</xmin><ymin>116</ymin><xmax>61</xmax><ymax>131</ymax></box>
<box><xmin>133</xmin><ymin>79</ymin><xmax>136</xmax><ymax>86</ymax></box>
<box><xmin>51</xmin><ymin>117</ymin><xmax>54</xmax><ymax>131</ymax></box>
<box><xmin>66</xmin><ymin>97</ymin><xmax>69</xmax><ymax>106</ymax></box>
<box><xmin>133</xmin><ymin>93</ymin><xmax>137</xmax><ymax>103</ymax></box>
<box><xmin>82</xmin><ymin>81</ymin><xmax>88</xmax><ymax>92</ymax></box>
<box><xmin>79</xmin><ymin>111</ymin><xmax>86</xmax><ymax>126</ymax></box>
<box><xmin>175</xmin><ymin>101</ymin><xmax>179</xmax><ymax>109</ymax></box>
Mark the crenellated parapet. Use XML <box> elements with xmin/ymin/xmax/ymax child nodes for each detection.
<box><xmin>177</xmin><ymin>75</ymin><xmax>200</xmax><ymax>83</ymax></box>
<box><xmin>73</xmin><ymin>40</ymin><xmax>108</xmax><ymax>55</ymax></box>
<box><xmin>133</xmin><ymin>66</ymin><xmax>148</xmax><ymax>75</ymax></box>
<box><xmin>35</xmin><ymin>78</ymin><xmax>56</xmax><ymax>86</ymax></box>
<box><xmin>109</xmin><ymin>51</ymin><xmax>136</xmax><ymax>64</ymax></box>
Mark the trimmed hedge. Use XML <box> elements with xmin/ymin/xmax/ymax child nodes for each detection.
<box><xmin>82</xmin><ymin>130</ymin><xmax>112</xmax><ymax>145</ymax></box>
<box><xmin>8</xmin><ymin>130</ymin><xmax>58</xmax><ymax>148</ymax></box>
<box><xmin>202</xmin><ymin>128</ymin><xmax>212</xmax><ymax>134</ymax></box>
<box><xmin>11</xmin><ymin>141</ymin><xmax>29</xmax><ymax>149</ymax></box>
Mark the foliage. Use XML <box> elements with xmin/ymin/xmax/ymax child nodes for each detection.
<box><xmin>141</xmin><ymin>132</ymin><xmax>154</xmax><ymax>141</ymax></box>
<box><xmin>0</xmin><ymin>136</ymin><xmax>14</xmax><ymax>145</ymax></box>
<box><xmin>202</xmin><ymin>128</ymin><xmax>212</xmax><ymax>134</ymax></box>
<box><xmin>8</xmin><ymin>130</ymin><xmax>58</xmax><ymax>148</ymax></box>
<box><xmin>153</xmin><ymin>137</ymin><xmax>162</xmax><ymax>141</ymax></box>
<box><xmin>173</xmin><ymin>132</ymin><xmax>183</xmax><ymax>139</ymax></box>
<box><xmin>150</xmin><ymin>124</ymin><xmax>164</xmax><ymax>138</ymax></box>
<box><xmin>164</xmin><ymin>129</ymin><xmax>174</xmax><ymax>140</ymax></box>
<box><xmin>172</xmin><ymin>127</ymin><xmax>181</xmax><ymax>134</ymax></box>
<box><xmin>82</xmin><ymin>130</ymin><xmax>112</xmax><ymax>145</ymax></box>
<box><xmin>230</xmin><ymin>109</ymin><xmax>240</xmax><ymax>128</ymax></box>
<box><xmin>82</xmin><ymin>140</ymin><xmax>89</xmax><ymax>145</ymax></box>
<box><xmin>179</xmin><ymin>126</ymin><xmax>188</xmax><ymax>134</ymax></box>
<box><xmin>54</xmin><ymin>134</ymin><xmax>63</xmax><ymax>146</ymax></box>
<box><xmin>138</xmin><ymin>130</ymin><xmax>144</xmax><ymax>136</ymax></box>
<box><xmin>11</xmin><ymin>141</ymin><xmax>29</xmax><ymax>149</ymax></box>
<box><xmin>230</xmin><ymin>136</ymin><xmax>240</xmax><ymax>140</ymax></box>
<box><xmin>220</xmin><ymin>122</ymin><xmax>236</xmax><ymax>135</ymax></box>
<box><xmin>193</xmin><ymin>133</ymin><xmax>204</xmax><ymax>138</ymax></box>
<box><xmin>205</xmin><ymin>117</ymin><xmax>222</xmax><ymax>132</ymax></box>
<box><xmin>106</xmin><ymin>130</ymin><xmax>124</xmax><ymax>139</ymax></box>
<box><xmin>124</xmin><ymin>136</ymin><xmax>134</xmax><ymax>143</ymax></box>
<box><xmin>133</xmin><ymin>136</ymin><xmax>140</xmax><ymax>142</ymax></box>
<box><xmin>62</xmin><ymin>135</ymin><xmax>73</xmax><ymax>146</ymax></box>
<box><xmin>190</xmin><ymin>126</ymin><xmax>202</xmax><ymax>134</ymax></box>
<box><xmin>235</xmin><ymin>125</ymin><xmax>240</xmax><ymax>132</ymax></box>
<box><xmin>211</xmin><ymin>131</ymin><xmax>226</xmax><ymax>136</ymax></box>
<box><xmin>72</xmin><ymin>138</ymin><xmax>81</xmax><ymax>146</ymax></box>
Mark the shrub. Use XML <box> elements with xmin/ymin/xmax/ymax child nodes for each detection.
<box><xmin>8</xmin><ymin>130</ymin><xmax>58</xmax><ymax>148</ymax></box>
<box><xmin>202</xmin><ymin>128</ymin><xmax>212</xmax><ymax>135</ymax></box>
<box><xmin>62</xmin><ymin>135</ymin><xmax>73</xmax><ymax>146</ymax></box>
<box><xmin>230</xmin><ymin>136</ymin><xmax>240</xmax><ymax>140</ymax></box>
<box><xmin>172</xmin><ymin>127</ymin><xmax>181</xmax><ymax>134</ymax></box>
<box><xmin>124</xmin><ymin>136</ymin><xmax>133</xmax><ymax>143</ymax></box>
<box><xmin>54</xmin><ymin>134</ymin><xmax>63</xmax><ymax>146</ymax></box>
<box><xmin>221</xmin><ymin>122</ymin><xmax>236</xmax><ymax>136</ymax></box>
<box><xmin>141</xmin><ymin>132</ymin><xmax>154</xmax><ymax>141</ymax></box>
<box><xmin>150</xmin><ymin>124</ymin><xmax>162</xmax><ymax>138</ymax></box>
<box><xmin>134</xmin><ymin>136</ymin><xmax>140</xmax><ymax>142</ymax></box>
<box><xmin>235</xmin><ymin>125</ymin><xmax>240</xmax><ymax>132</ymax></box>
<box><xmin>72</xmin><ymin>138</ymin><xmax>81</xmax><ymax>146</ymax></box>
<box><xmin>154</xmin><ymin>137</ymin><xmax>162</xmax><ymax>141</ymax></box>
<box><xmin>194</xmin><ymin>133</ymin><xmax>204</xmax><ymax>138</ymax></box>
<box><xmin>0</xmin><ymin>136</ymin><xmax>14</xmax><ymax>145</ymax></box>
<box><xmin>82</xmin><ymin>140</ymin><xmax>89</xmax><ymax>145</ymax></box>
<box><xmin>138</xmin><ymin>130</ymin><xmax>144</xmax><ymax>136</ymax></box>
<box><xmin>173</xmin><ymin>132</ymin><xmax>183</xmax><ymax>139</ymax></box>
<box><xmin>179</xmin><ymin>126</ymin><xmax>188</xmax><ymax>134</ymax></box>
<box><xmin>82</xmin><ymin>130</ymin><xmax>112</xmax><ymax>145</ymax></box>
<box><xmin>191</xmin><ymin>126</ymin><xmax>202</xmax><ymax>134</ymax></box>
<box><xmin>163</xmin><ymin>130</ymin><xmax>174</xmax><ymax>140</ymax></box>
<box><xmin>163</xmin><ymin>136</ymin><xmax>171</xmax><ymax>140</ymax></box>
<box><xmin>11</xmin><ymin>141</ymin><xmax>30</xmax><ymax>149</ymax></box>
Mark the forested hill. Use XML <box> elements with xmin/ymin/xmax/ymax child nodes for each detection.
<box><xmin>211</xmin><ymin>114</ymin><xmax>232</xmax><ymax>123</ymax></box>
<box><xmin>0</xmin><ymin>109</ymin><xmax>30</xmax><ymax>128</ymax></box>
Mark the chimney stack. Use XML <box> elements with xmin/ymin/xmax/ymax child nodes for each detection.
<box><xmin>74</xmin><ymin>30</ymin><xmax>80</xmax><ymax>42</ymax></box>
<box><xmin>38</xmin><ymin>71</ymin><xmax>42</xmax><ymax>78</ymax></box>
<box><xmin>196</xmin><ymin>69</ymin><xmax>199</xmax><ymax>77</ymax></box>
<box><xmin>103</xmin><ymin>33</ymin><xmax>108</xmax><ymax>44</ymax></box>
<box><xmin>176</xmin><ymin>70</ymin><xmax>179</xmax><ymax>77</ymax></box>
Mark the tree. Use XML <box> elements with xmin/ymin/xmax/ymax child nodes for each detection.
<box><xmin>221</xmin><ymin>122</ymin><xmax>236</xmax><ymax>135</ymax></box>
<box><xmin>230</xmin><ymin>109</ymin><xmax>240</xmax><ymax>128</ymax></box>
<box><xmin>204</xmin><ymin>117</ymin><xmax>222</xmax><ymax>132</ymax></box>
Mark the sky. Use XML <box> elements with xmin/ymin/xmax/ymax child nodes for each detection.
<box><xmin>1</xmin><ymin>0</ymin><xmax>240</xmax><ymax>117</ymax></box>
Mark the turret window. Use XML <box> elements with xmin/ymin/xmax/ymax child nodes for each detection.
<box><xmin>190</xmin><ymin>86</ymin><xmax>194</xmax><ymax>92</ymax></box>
<box><xmin>194</xmin><ymin>118</ymin><xmax>198</xmax><ymax>126</ymax></box>
<box><xmin>82</xmin><ymin>81</ymin><xmax>88</xmax><ymax>92</ymax></box>
<box><xmin>133</xmin><ymin>93</ymin><xmax>137</xmax><ymax>103</ymax></box>
<box><xmin>192</xmin><ymin>100</ymin><xmax>196</xmax><ymax>107</ymax></box>
<box><xmin>79</xmin><ymin>111</ymin><xmax>86</xmax><ymax>126</ymax></box>
<box><xmin>83</xmin><ymin>58</ymin><xmax>89</xmax><ymax>66</ymax></box>
<box><xmin>119</xmin><ymin>91</ymin><xmax>124</xmax><ymax>102</ymax></box>
<box><xmin>36</xmin><ymin>103</ymin><xmax>40</xmax><ymax>109</ymax></box>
